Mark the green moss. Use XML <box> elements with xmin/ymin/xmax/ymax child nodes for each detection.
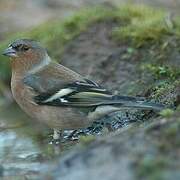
<box><xmin>177</xmin><ymin>106</ymin><xmax>180</xmax><ymax>112</ymax></box>
<box><xmin>141</xmin><ymin>64</ymin><xmax>180</xmax><ymax>80</ymax></box>
<box><xmin>149</xmin><ymin>79</ymin><xmax>179</xmax><ymax>105</ymax></box>
<box><xmin>160</xmin><ymin>109</ymin><xmax>174</xmax><ymax>117</ymax></box>
<box><xmin>112</xmin><ymin>4</ymin><xmax>180</xmax><ymax>47</ymax></box>
<box><xmin>27</xmin><ymin>7</ymin><xmax>121</xmax><ymax>59</ymax></box>
<box><xmin>79</xmin><ymin>135</ymin><xmax>96</xmax><ymax>145</ymax></box>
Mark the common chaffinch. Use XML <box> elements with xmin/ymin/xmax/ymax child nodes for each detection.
<box><xmin>2</xmin><ymin>39</ymin><xmax>165</xmax><ymax>140</ymax></box>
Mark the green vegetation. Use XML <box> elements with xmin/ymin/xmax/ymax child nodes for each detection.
<box><xmin>160</xmin><ymin>108</ymin><xmax>174</xmax><ymax>117</ymax></box>
<box><xmin>150</xmin><ymin>79</ymin><xmax>180</xmax><ymax>104</ymax></box>
<box><xmin>112</xmin><ymin>5</ymin><xmax>179</xmax><ymax>46</ymax></box>
<box><xmin>141</xmin><ymin>64</ymin><xmax>180</xmax><ymax>80</ymax></box>
<box><xmin>79</xmin><ymin>135</ymin><xmax>96</xmax><ymax>145</ymax></box>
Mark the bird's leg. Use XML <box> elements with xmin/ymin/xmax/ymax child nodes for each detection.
<box><xmin>51</xmin><ymin>129</ymin><xmax>63</xmax><ymax>144</ymax></box>
<box><xmin>53</xmin><ymin>129</ymin><xmax>62</xmax><ymax>140</ymax></box>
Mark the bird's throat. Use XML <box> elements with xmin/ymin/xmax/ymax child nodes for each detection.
<box><xmin>11</xmin><ymin>54</ymin><xmax>51</xmax><ymax>75</ymax></box>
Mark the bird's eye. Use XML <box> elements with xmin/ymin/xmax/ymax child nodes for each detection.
<box><xmin>22</xmin><ymin>45</ymin><xmax>29</xmax><ymax>51</ymax></box>
<box><xmin>15</xmin><ymin>44</ymin><xmax>29</xmax><ymax>51</ymax></box>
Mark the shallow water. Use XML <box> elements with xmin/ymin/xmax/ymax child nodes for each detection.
<box><xmin>0</xmin><ymin>105</ymin><xmax>62</xmax><ymax>179</ymax></box>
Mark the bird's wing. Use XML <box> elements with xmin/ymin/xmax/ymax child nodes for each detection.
<box><xmin>33</xmin><ymin>78</ymin><xmax>140</xmax><ymax>108</ymax></box>
<box><xmin>23</xmin><ymin>62</ymin><xmax>120</xmax><ymax>107</ymax></box>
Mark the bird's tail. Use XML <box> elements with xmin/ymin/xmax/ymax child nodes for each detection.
<box><xmin>110</xmin><ymin>95</ymin><xmax>166</xmax><ymax>111</ymax></box>
<box><xmin>87</xmin><ymin>96</ymin><xmax>167</xmax><ymax>122</ymax></box>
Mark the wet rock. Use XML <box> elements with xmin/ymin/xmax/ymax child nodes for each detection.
<box><xmin>0</xmin><ymin>165</ymin><xmax>4</xmax><ymax>177</ymax></box>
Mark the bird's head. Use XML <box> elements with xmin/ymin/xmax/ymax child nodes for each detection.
<box><xmin>2</xmin><ymin>39</ymin><xmax>51</xmax><ymax>73</ymax></box>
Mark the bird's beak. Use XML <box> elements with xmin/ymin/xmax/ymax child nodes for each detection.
<box><xmin>2</xmin><ymin>46</ymin><xmax>17</xmax><ymax>57</ymax></box>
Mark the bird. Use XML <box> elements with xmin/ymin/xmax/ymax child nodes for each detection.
<box><xmin>2</xmin><ymin>39</ymin><xmax>165</xmax><ymax>141</ymax></box>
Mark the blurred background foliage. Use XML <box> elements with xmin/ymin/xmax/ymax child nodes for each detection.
<box><xmin>0</xmin><ymin>3</ymin><xmax>180</xmax><ymax>103</ymax></box>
